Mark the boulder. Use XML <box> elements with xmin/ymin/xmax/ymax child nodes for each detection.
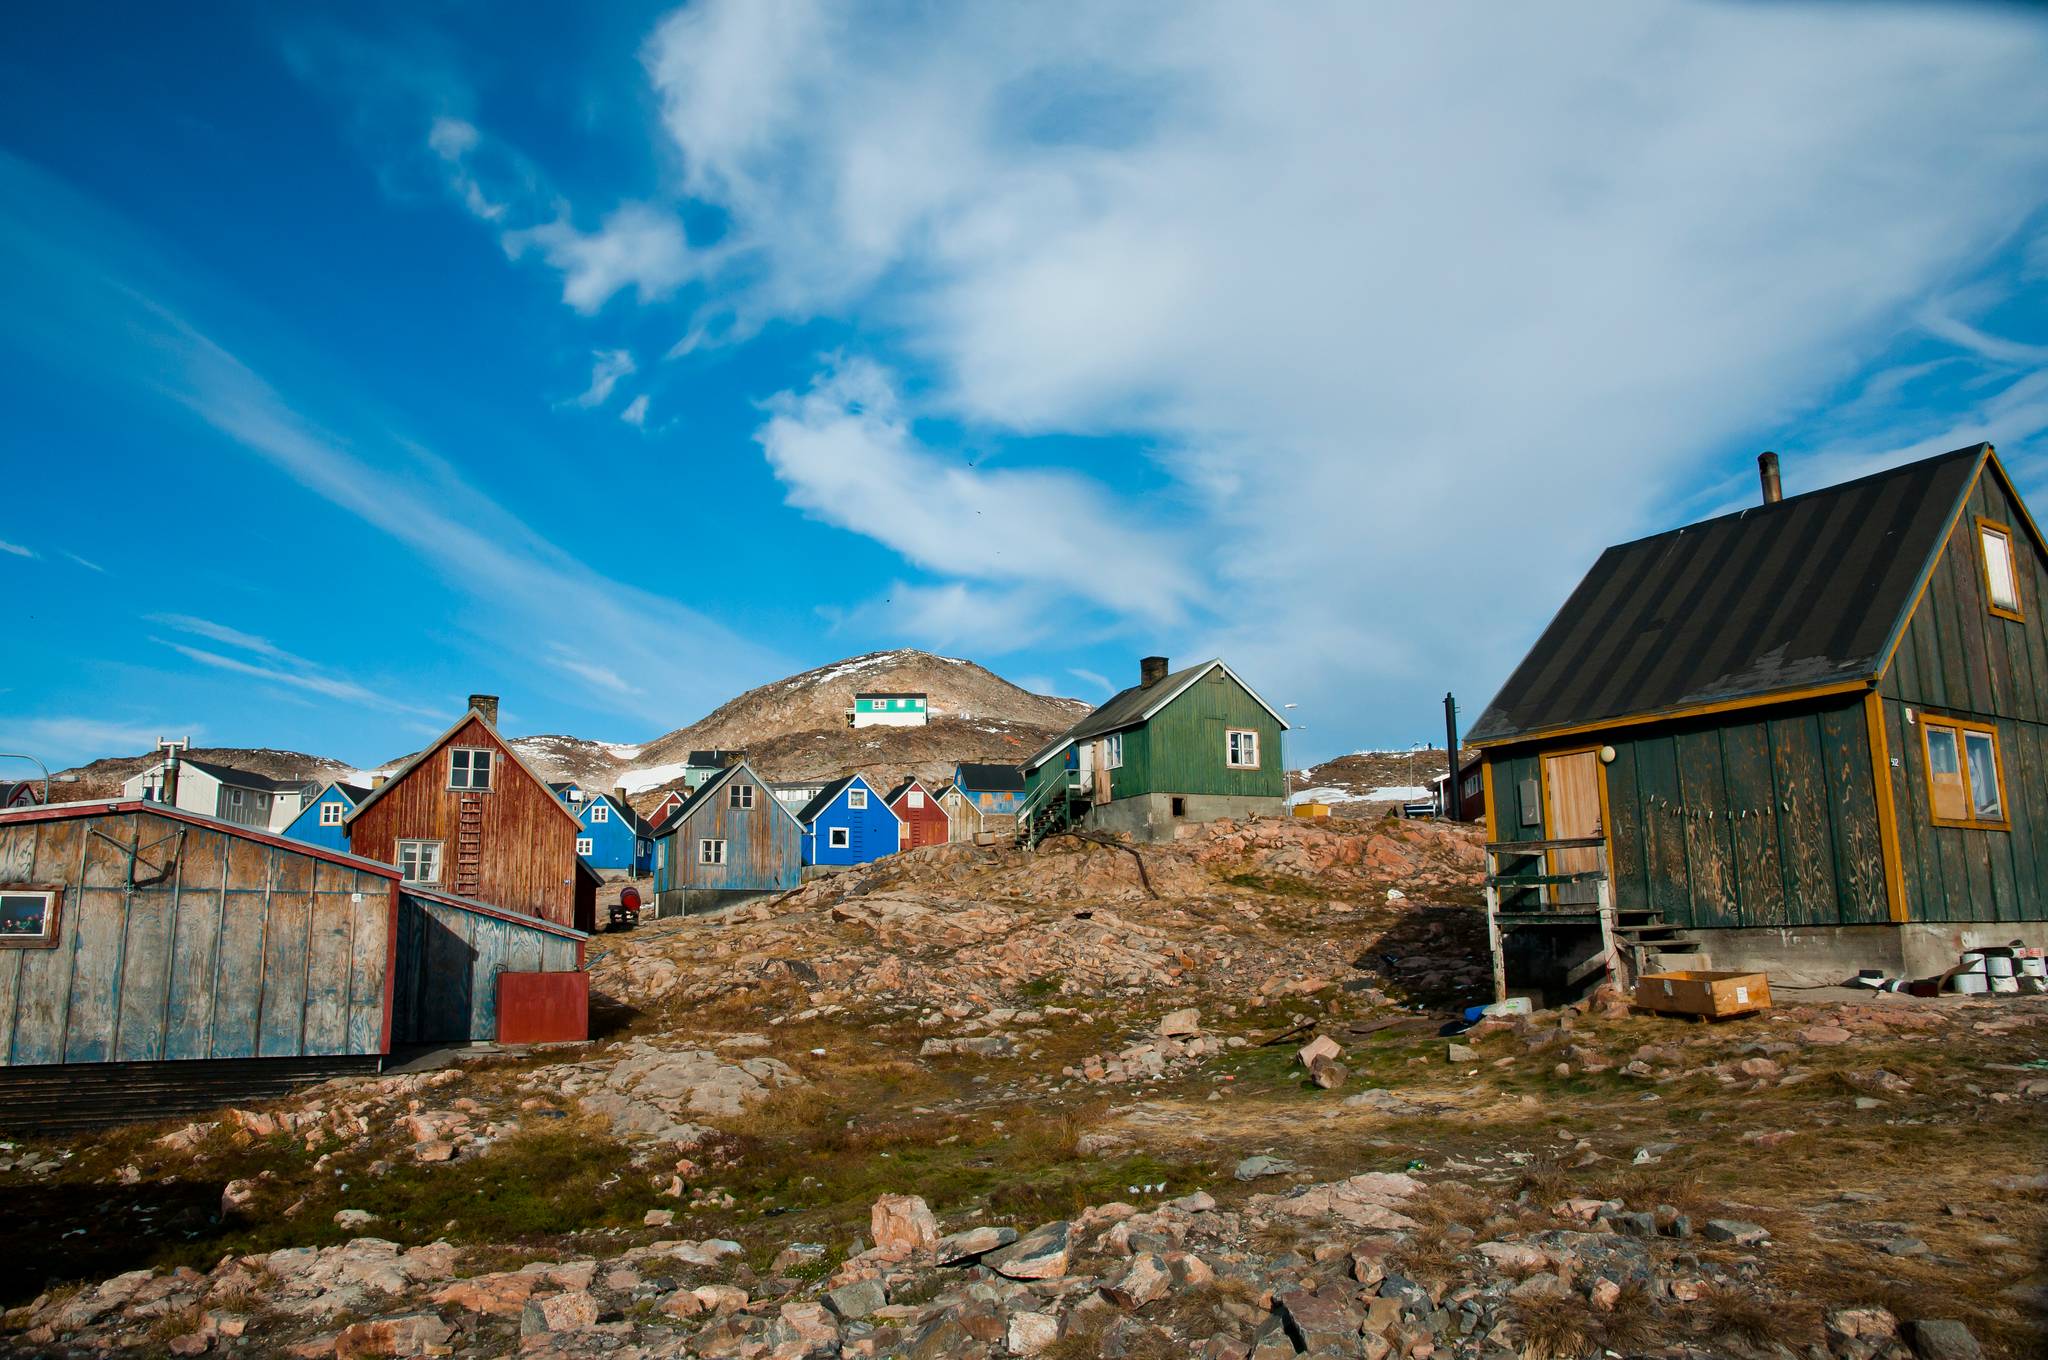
<box><xmin>870</xmin><ymin>1194</ymin><xmax>940</xmax><ymax>1257</ymax></box>
<box><xmin>825</xmin><ymin>1278</ymin><xmax>887</xmax><ymax>1320</ymax></box>
<box><xmin>332</xmin><ymin>1313</ymin><xmax>454</xmax><ymax>1358</ymax></box>
<box><xmin>1158</xmin><ymin>1008</ymin><xmax>1202</xmax><ymax>1037</ymax></box>
<box><xmin>986</xmin><ymin>1221</ymin><xmax>1072</xmax><ymax>1280</ymax></box>
<box><xmin>935</xmin><ymin>1225</ymin><xmax>1018</xmax><ymax>1263</ymax></box>
<box><xmin>1007</xmin><ymin>1310</ymin><xmax>1060</xmax><ymax>1355</ymax></box>
<box><xmin>1297</xmin><ymin>1035</ymin><xmax>1341</xmax><ymax>1069</ymax></box>
<box><xmin>1906</xmin><ymin>1320</ymin><xmax>1985</xmax><ymax>1360</ymax></box>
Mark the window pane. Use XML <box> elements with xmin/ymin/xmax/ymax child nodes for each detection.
<box><xmin>1964</xmin><ymin>731</ymin><xmax>2003</xmax><ymax>819</ymax></box>
<box><xmin>1</xmin><ymin>894</ymin><xmax>49</xmax><ymax>936</ymax></box>
<box><xmin>1982</xmin><ymin>529</ymin><xmax>2019</xmax><ymax>611</ymax></box>
<box><xmin>1926</xmin><ymin>726</ymin><xmax>1966</xmax><ymax>821</ymax></box>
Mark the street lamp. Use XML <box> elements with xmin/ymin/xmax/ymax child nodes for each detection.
<box><xmin>0</xmin><ymin>753</ymin><xmax>79</xmax><ymax>806</ymax></box>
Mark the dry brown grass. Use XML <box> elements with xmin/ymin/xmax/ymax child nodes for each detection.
<box><xmin>1594</xmin><ymin>1278</ymin><xmax>1661</xmax><ymax>1354</ymax></box>
<box><xmin>1509</xmin><ymin>1292</ymin><xmax>1592</xmax><ymax>1360</ymax></box>
<box><xmin>1694</xmin><ymin>1283</ymin><xmax>1806</xmax><ymax>1351</ymax></box>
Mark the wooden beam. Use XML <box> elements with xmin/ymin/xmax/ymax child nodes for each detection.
<box><xmin>1863</xmin><ymin>691</ymin><xmax>1910</xmax><ymax>924</ymax></box>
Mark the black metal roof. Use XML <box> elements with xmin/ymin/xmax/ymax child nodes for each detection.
<box><xmin>179</xmin><ymin>758</ymin><xmax>302</xmax><ymax>793</ymax></box>
<box><xmin>1467</xmin><ymin>444</ymin><xmax>1987</xmax><ymax>745</ymax></box>
<box><xmin>686</xmin><ymin>749</ymin><xmax>741</xmax><ymax>767</ymax></box>
<box><xmin>334</xmin><ymin>782</ymin><xmax>372</xmax><ymax>804</ymax></box>
<box><xmin>953</xmin><ymin>762</ymin><xmax>1026</xmax><ymax>792</ymax></box>
<box><xmin>796</xmin><ymin>775</ymin><xmax>861</xmax><ymax>823</ymax></box>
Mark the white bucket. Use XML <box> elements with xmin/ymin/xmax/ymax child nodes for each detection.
<box><xmin>2020</xmin><ymin>958</ymin><xmax>2047</xmax><ymax>979</ymax></box>
<box><xmin>1950</xmin><ymin>972</ymin><xmax>1989</xmax><ymax>995</ymax></box>
<box><xmin>1986</xmin><ymin>956</ymin><xmax>2016</xmax><ymax>978</ymax></box>
<box><xmin>1958</xmin><ymin>951</ymin><xmax>1985</xmax><ymax>968</ymax></box>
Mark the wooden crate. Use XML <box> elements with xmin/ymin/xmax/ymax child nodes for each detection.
<box><xmin>1292</xmin><ymin>803</ymin><xmax>1331</xmax><ymax>819</ymax></box>
<box><xmin>1635</xmin><ymin>969</ymin><xmax>1771</xmax><ymax>1019</ymax></box>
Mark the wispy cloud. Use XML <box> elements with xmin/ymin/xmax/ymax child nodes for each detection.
<box><xmin>0</xmin><ymin>148</ymin><xmax>787</xmax><ymax>730</ymax></box>
<box><xmin>619</xmin><ymin>393</ymin><xmax>650</xmax><ymax>428</ymax></box>
<box><xmin>0</xmin><ymin>539</ymin><xmax>35</xmax><ymax>558</ymax></box>
<box><xmin>150</xmin><ymin>613</ymin><xmax>297</xmax><ymax>664</ymax></box>
<box><xmin>63</xmin><ymin>551</ymin><xmax>105</xmax><ymax>573</ymax></box>
<box><xmin>569</xmin><ymin>348</ymin><xmax>636</xmax><ymax>408</ymax></box>
<box><xmin>547</xmin><ymin>647</ymin><xmax>643</xmax><ymax>696</ymax></box>
<box><xmin>505</xmin><ymin>204</ymin><xmax>696</xmax><ymax>314</ymax></box>
<box><xmin>152</xmin><ymin>635</ymin><xmax>440</xmax><ymax>719</ymax></box>
<box><xmin>1067</xmin><ymin>667</ymin><xmax>1111</xmax><ymax>695</ymax></box>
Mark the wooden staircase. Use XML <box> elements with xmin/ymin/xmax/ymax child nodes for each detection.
<box><xmin>1612</xmin><ymin>907</ymin><xmax>1708</xmax><ymax>975</ymax></box>
<box><xmin>455</xmin><ymin>793</ymin><xmax>483</xmax><ymax>896</ymax></box>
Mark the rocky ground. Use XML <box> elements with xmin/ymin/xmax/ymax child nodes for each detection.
<box><xmin>2</xmin><ymin>814</ymin><xmax>2044</xmax><ymax>1359</ymax></box>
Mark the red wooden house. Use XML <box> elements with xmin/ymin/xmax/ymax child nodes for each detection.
<box><xmin>886</xmin><ymin>776</ymin><xmax>951</xmax><ymax>851</ymax></box>
<box><xmin>346</xmin><ymin>695</ymin><xmax>597</xmax><ymax>932</ymax></box>
<box><xmin>644</xmin><ymin>789</ymin><xmax>686</xmax><ymax>831</ymax></box>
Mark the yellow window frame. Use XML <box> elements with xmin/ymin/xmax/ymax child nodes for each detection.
<box><xmin>1976</xmin><ymin>517</ymin><xmax>2025</xmax><ymax>623</ymax></box>
<box><xmin>1919</xmin><ymin>712</ymin><xmax>2010</xmax><ymax>832</ymax></box>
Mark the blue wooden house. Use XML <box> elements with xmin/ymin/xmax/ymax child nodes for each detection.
<box><xmin>568</xmin><ymin>788</ymin><xmax>653</xmax><ymax>875</ymax></box>
<box><xmin>952</xmin><ymin>763</ymin><xmax>1027</xmax><ymax>824</ymax></box>
<box><xmin>282</xmin><ymin>781</ymin><xmax>372</xmax><ymax>853</ymax></box>
<box><xmin>650</xmin><ymin>761</ymin><xmax>803</xmax><ymax>917</ymax></box>
<box><xmin>797</xmin><ymin>774</ymin><xmax>903</xmax><ymax>868</ymax></box>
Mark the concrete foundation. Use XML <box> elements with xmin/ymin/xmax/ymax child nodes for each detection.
<box><xmin>1082</xmin><ymin>792</ymin><xmax>1288</xmax><ymax>844</ymax></box>
<box><xmin>1691</xmin><ymin>921</ymin><xmax>2048</xmax><ymax>985</ymax></box>
<box><xmin>653</xmin><ymin>888</ymin><xmax>776</xmax><ymax>920</ymax></box>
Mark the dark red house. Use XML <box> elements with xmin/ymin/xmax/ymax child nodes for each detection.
<box><xmin>346</xmin><ymin>695</ymin><xmax>597</xmax><ymax>932</ymax></box>
<box><xmin>886</xmin><ymin>777</ymin><xmax>951</xmax><ymax>851</ymax></box>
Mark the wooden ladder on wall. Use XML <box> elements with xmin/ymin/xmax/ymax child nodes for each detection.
<box><xmin>456</xmin><ymin>793</ymin><xmax>483</xmax><ymax>896</ymax></box>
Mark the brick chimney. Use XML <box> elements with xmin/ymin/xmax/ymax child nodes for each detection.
<box><xmin>614</xmin><ymin>786</ymin><xmax>630</xmax><ymax>810</ymax></box>
<box><xmin>467</xmin><ymin>693</ymin><xmax>500</xmax><ymax>726</ymax></box>
<box><xmin>1140</xmin><ymin>656</ymin><xmax>1169</xmax><ymax>688</ymax></box>
<box><xmin>1758</xmin><ymin>452</ymin><xmax>1782</xmax><ymax>505</ymax></box>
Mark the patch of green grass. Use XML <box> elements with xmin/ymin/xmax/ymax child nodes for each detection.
<box><xmin>337</xmin><ymin>1122</ymin><xmax>655</xmax><ymax>1242</ymax></box>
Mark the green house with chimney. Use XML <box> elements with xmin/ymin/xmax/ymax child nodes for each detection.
<box><xmin>1019</xmin><ymin>656</ymin><xmax>1289</xmax><ymax>843</ymax></box>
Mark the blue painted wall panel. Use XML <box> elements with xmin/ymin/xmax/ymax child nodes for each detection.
<box><xmin>800</xmin><ymin>777</ymin><xmax>903</xmax><ymax>867</ymax></box>
<box><xmin>282</xmin><ymin>787</ymin><xmax>358</xmax><ymax>853</ymax></box>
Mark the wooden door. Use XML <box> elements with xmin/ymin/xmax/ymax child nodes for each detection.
<box><xmin>1544</xmin><ymin>751</ymin><xmax>1602</xmax><ymax>905</ymax></box>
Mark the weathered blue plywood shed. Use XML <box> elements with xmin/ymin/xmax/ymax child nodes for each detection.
<box><xmin>798</xmin><ymin>774</ymin><xmax>903</xmax><ymax>868</ymax></box>
<box><xmin>0</xmin><ymin>802</ymin><xmax>397</xmax><ymax>1068</ymax></box>
<box><xmin>391</xmin><ymin>887</ymin><xmax>585</xmax><ymax>1044</ymax></box>
<box><xmin>650</xmin><ymin>761</ymin><xmax>802</xmax><ymax>917</ymax></box>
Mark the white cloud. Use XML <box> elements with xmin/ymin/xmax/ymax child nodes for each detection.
<box><xmin>0</xmin><ymin>716</ymin><xmax>204</xmax><ymax>767</ymax></box>
<box><xmin>758</xmin><ymin>358</ymin><xmax>1193</xmax><ymax>622</ymax></box>
<box><xmin>505</xmin><ymin>203</ymin><xmax>696</xmax><ymax>314</ymax></box>
<box><xmin>0</xmin><ymin>539</ymin><xmax>35</xmax><ymax>558</ymax></box>
<box><xmin>619</xmin><ymin>393</ymin><xmax>650</xmax><ymax>427</ymax></box>
<box><xmin>63</xmin><ymin>551</ymin><xmax>105</xmax><ymax>573</ymax></box>
<box><xmin>150</xmin><ymin>613</ymin><xmax>296</xmax><ymax>663</ymax></box>
<box><xmin>571</xmin><ymin>348</ymin><xmax>636</xmax><ymax>408</ymax></box>
<box><xmin>647</xmin><ymin>1</ymin><xmax>2048</xmax><ymax>741</ymax></box>
<box><xmin>548</xmin><ymin>648</ymin><xmax>643</xmax><ymax>696</ymax></box>
<box><xmin>1067</xmin><ymin>667</ymin><xmax>1112</xmax><ymax>695</ymax></box>
<box><xmin>832</xmin><ymin>579</ymin><xmax>1057</xmax><ymax>655</ymax></box>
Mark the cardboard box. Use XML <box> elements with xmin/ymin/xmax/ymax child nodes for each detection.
<box><xmin>1635</xmin><ymin>969</ymin><xmax>1771</xmax><ymax>1020</ymax></box>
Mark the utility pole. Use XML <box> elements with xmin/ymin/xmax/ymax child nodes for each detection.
<box><xmin>1443</xmin><ymin>693</ymin><xmax>1461</xmax><ymax>822</ymax></box>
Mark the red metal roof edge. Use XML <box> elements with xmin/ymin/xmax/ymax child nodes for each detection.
<box><xmin>0</xmin><ymin>799</ymin><xmax>403</xmax><ymax>880</ymax></box>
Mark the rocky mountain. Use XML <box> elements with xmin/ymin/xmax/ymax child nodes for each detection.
<box><xmin>49</xmin><ymin>650</ymin><xmax>1091</xmax><ymax>812</ymax></box>
<box><xmin>51</xmin><ymin>748</ymin><xmax>362</xmax><ymax>802</ymax></box>
<box><xmin>1288</xmin><ymin>748</ymin><xmax>1461</xmax><ymax>810</ymax></box>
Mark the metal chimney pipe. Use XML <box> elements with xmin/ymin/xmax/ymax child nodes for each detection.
<box><xmin>1758</xmin><ymin>452</ymin><xmax>1782</xmax><ymax>505</ymax></box>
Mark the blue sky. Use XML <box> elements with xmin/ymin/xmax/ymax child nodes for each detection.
<box><xmin>4</xmin><ymin>2</ymin><xmax>2048</xmax><ymax>772</ymax></box>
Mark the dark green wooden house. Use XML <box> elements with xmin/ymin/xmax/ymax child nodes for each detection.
<box><xmin>1020</xmin><ymin>656</ymin><xmax>1289</xmax><ymax>843</ymax></box>
<box><xmin>1469</xmin><ymin>443</ymin><xmax>2048</xmax><ymax>986</ymax></box>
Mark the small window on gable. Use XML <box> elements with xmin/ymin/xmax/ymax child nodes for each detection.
<box><xmin>449</xmin><ymin>748</ymin><xmax>494</xmax><ymax>790</ymax></box>
<box><xmin>319</xmin><ymin>801</ymin><xmax>345</xmax><ymax>827</ymax></box>
<box><xmin>908</xmin><ymin>790</ymin><xmax>925</xmax><ymax>809</ymax></box>
<box><xmin>576</xmin><ymin>837</ymin><xmax>593</xmax><ymax>856</ymax></box>
<box><xmin>848</xmin><ymin>787</ymin><xmax>869</xmax><ymax>810</ymax></box>
<box><xmin>228</xmin><ymin>789</ymin><xmax>243</xmax><ymax>807</ymax></box>
<box><xmin>729</xmin><ymin>783</ymin><xmax>755</xmax><ymax>810</ymax></box>
<box><xmin>590</xmin><ymin>802</ymin><xmax>609</xmax><ymax>823</ymax></box>
<box><xmin>1979</xmin><ymin>519</ymin><xmax>2024</xmax><ymax>621</ymax></box>
<box><xmin>1922</xmin><ymin>714</ymin><xmax>2008</xmax><ymax>830</ymax></box>
<box><xmin>0</xmin><ymin>887</ymin><xmax>61</xmax><ymax>948</ymax></box>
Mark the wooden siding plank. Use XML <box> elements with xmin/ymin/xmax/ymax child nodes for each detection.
<box><xmin>1767</xmin><ymin>715</ymin><xmax>1838</xmax><ymax>925</ymax></box>
<box><xmin>1719</xmin><ymin>721</ymin><xmax>1785</xmax><ymax>927</ymax></box>
<box><xmin>1886</xmin><ymin>702</ymin><xmax>1937</xmax><ymax>923</ymax></box>
<box><xmin>1603</xmin><ymin>741</ymin><xmax>1647</xmax><ymax>911</ymax></box>
<box><xmin>301</xmin><ymin>861</ymin><xmax>355</xmax><ymax>1055</ymax></box>
<box><xmin>347</xmin><ymin>879</ymin><xmax>388</xmax><ymax>1053</ymax></box>
<box><xmin>1817</xmin><ymin>705</ymin><xmax>1887</xmax><ymax>924</ymax></box>
<box><xmin>1631</xmin><ymin>736</ymin><xmax>1693</xmax><ymax>927</ymax></box>
<box><xmin>255</xmin><ymin>849</ymin><xmax>312</xmax><ymax>1058</ymax></box>
<box><xmin>1674</xmin><ymin>731</ymin><xmax>1738</xmax><ymax>927</ymax></box>
<box><xmin>163</xmin><ymin>829</ymin><xmax>225</xmax><ymax>1062</ymax></box>
<box><xmin>63</xmin><ymin>818</ymin><xmax>132</xmax><ymax>1063</ymax></box>
<box><xmin>0</xmin><ymin>825</ymin><xmax>33</xmax><ymax>1060</ymax></box>
<box><xmin>7</xmin><ymin>822</ymin><xmax>87</xmax><ymax>1065</ymax></box>
<box><xmin>111</xmin><ymin>846</ymin><xmax>175</xmax><ymax>1062</ymax></box>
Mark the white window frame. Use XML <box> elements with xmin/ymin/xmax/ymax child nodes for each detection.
<box><xmin>698</xmin><ymin>838</ymin><xmax>727</xmax><ymax>866</ymax></box>
<box><xmin>729</xmin><ymin>783</ymin><xmax>755</xmax><ymax>810</ymax></box>
<box><xmin>848</xmin><ymin>787</ymin><xmax>869</xmax><ymax>810</ymax></box>
<box><xmin>1226</xmin><ymin>729</ymin><xmax>1261</xmax><ymax>769</ymax></box>
<box><xmin>397</xmin><ymin>839</ymin><xmax>443</xmax><ymax>885</ymax></box>
<box><xmin>576</xmin><ymin>837</ymin><xmax>594</xmax><ymax>856</ymax></box>
<box><xmin>590</xmin><ymin>802</ymin><xmax>609</xmax><ymax>823</ymax></box>
<box><xmin>829</xmin><ymin>827</ymin><xmax>851</xmax><ymax>849</ymax></box>
<box><xmin>1102</xmin><ymin>733</ymin><xmax>1124</xmax><ymax>769</ymax></box>
<box><xmin>319</xmin><ymin>801</ymin><xmax>345</xmax><ymax>827</ymax></box>
<box><xmin>449</xmin><ymin>747</ymin><xmax>494</xmax><ymax>791</ymax></box>
<box><xmin>228</xmin><ymin>789</ymin><xmax>244</xmax><ymax>808</ymax></box>
<box><xmin>0</xmin><ymin>887</ymin><xmax>61</xmax><ymax>947</ymax></box>
<box><xmin>907</xmin><ymin>790</ymin><xmax>925</xmax><ymax>809</ymax></box>
<box><xmin>1978</xmin><ymin>518</ymin><xmax>2024</xmax><ymax>621</ymax></box>
<box><xmin>656</xmin><ymin>840</ymin><xmax>667</xmax><ymax>871</ymax></box>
